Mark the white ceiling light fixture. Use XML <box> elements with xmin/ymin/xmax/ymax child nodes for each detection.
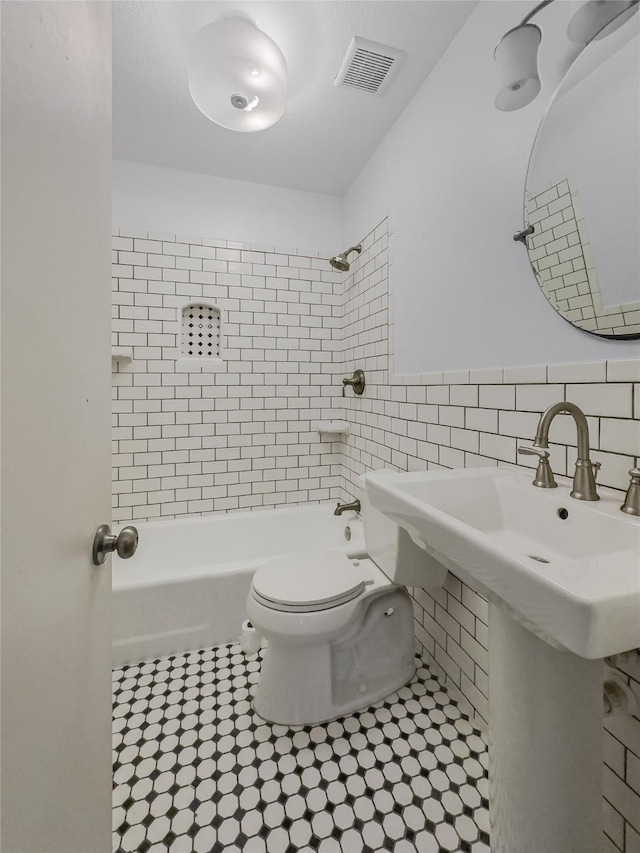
<box><xmin>494</xmin><ymin>0</ymin><xmax>639</xmax><ymax>111</ymax></box>
<box><xmin>494</xmin><ymin>23</ymin><xmax>542</xmax><ymax>112</ymax></box>
<box><xmin>188</xmin><ymin>17</ymin><xmax>287</xmax><ymax>133</ymax></box>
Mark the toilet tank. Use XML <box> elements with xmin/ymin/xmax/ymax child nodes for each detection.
<box><xmin>359</xmin><ymin>473</ymin><xmax>448</xmax><ymax>589</ymax></box>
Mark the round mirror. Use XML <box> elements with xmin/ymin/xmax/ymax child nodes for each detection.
<box><xmin>524</xmin><ymin>15</ymin><xmax>640</xmax><ymax>339</ymax></box>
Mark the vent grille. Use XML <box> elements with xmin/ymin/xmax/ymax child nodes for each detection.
<box><xmin>335</xmin><ymin>37</ymin><xmax>405</xmax><ymax>95</ymax></box>
<box><xmin>343</xmin><ymin>48</ymin><xmax>395</xmax><ymax>93</ymax></box>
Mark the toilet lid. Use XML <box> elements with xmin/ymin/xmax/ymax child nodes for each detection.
<box><xmin>251</xmin><ymin>551</ymin><xmax>366</xmax><ymax>611</ymax></box>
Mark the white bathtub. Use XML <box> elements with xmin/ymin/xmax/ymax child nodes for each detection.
<box><xmin>112</xmin><ymin>504</ymin><xmax>365</xmax><ymax>667</ymax></box>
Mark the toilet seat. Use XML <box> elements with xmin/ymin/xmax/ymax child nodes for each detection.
<box><xmin>251</xmin><ymin>551</ymin><xmax>366</xmax><ymax>613</ymax></box>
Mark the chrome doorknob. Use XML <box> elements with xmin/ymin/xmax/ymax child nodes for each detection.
<box><xmin>92</xmin><ymin>524</ymin><xmax>138</xmax><ymax>565</ymax></box>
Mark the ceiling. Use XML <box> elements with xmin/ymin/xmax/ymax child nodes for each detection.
<box><xmin>113</xmin><ymin>1</ymin><xmax>478</xmax><ymax>196</ymax></box>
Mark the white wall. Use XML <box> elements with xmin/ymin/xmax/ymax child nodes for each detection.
<box><xmin>113</xmin><ymin>160</ymin><xmax>342</xmax><ymax>255</ymax></box>
<box><xmin>343</xmin><ymin>0</ymin><xmax>640</xmax><ymax>373</ymax></box>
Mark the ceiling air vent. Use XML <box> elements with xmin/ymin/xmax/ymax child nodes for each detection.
<box><xmin>334</xmin><ymin>37</ymin><xmax>405</xmax><ymax>96</ymax></box>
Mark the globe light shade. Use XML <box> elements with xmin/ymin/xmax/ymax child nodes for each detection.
<box><xmin>188</xmin><ymin>18</ymin><xmax>287</xmax><ymax>132</ymax></box>
<box><xmin>495</xmin><ymin>24</ymin><xmax>542</xmax><ymax>111</ymax></box>
<box><xmin>567</xmin><ymin>0</ymin><xmax>639</xmax><ymax>44</ymax></box>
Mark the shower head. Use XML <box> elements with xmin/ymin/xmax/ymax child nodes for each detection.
<box><xmin>330</xmin><ymin>253</ymin><xmax>350</xmax><ymax>272</ymax></box>
<box><xmin>330</xmin><ymin>243</ymin><xmax>362</xmax><ymax>272</ymax></box>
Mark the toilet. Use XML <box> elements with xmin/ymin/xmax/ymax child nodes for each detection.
<box><xmin>246</xmin><ymin>473</ymin><xmax>448</xmax><ymax>725</ymax></box>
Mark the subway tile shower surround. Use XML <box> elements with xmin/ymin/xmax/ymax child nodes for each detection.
<box><xmin>112</xmin><ymin>233</ymin><xmax>346</xmax><ymax>522</ymax></box>
<box><xmin>113</xmin><ymin>220</ymin><xmax>640</xmax><ymax>852</ymax></box>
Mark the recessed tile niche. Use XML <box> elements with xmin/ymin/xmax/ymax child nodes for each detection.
<box><xmin>179</xmin><ymin>301</ymin><xmax>222</xmax><ymax>371</ymax></box>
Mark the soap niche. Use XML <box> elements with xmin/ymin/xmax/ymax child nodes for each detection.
<box><xmin>177</xmin><ymin>301</ymin><xmax>224</xmax><ymax>372</ymax></box>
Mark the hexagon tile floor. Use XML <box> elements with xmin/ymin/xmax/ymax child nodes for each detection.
<box><xmin>113</xmin><ymin>644</ymin><xmax>490</xmax><ymax>853</ymax></box>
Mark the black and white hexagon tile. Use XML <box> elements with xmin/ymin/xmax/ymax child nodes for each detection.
<box><xmin>113</xmin><ymin>644</ymin><xmax>490</xmax><ymax>853</ymax></box>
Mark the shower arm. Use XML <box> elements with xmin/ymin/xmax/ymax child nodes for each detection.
<box><xmin>520</xmin><ymin>0</ymin><xmax>555</xmax><ymax>26</ymax></box>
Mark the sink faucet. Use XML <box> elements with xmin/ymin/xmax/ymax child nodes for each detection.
<box><xmin>518</xmin><ymin>402</ymin><xmax>600</xmax><ymax>501</ymax></box>
<box><xmin>334</xmin><ymin>499</ymin><xmax>361</xmax><ymax>516</ymax></box>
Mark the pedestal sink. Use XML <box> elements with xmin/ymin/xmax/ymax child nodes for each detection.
<box><xmin>366</xmin><ymin>467</ymin><xmax>640</xmax><ymax>853</ymax></box>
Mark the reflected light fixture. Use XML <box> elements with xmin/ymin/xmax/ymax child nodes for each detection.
<box><xmin>495</xmin><ymin>0</ymin><xmax>639</xmax><ymax>111</ymax></box>
<box><xmin>567</xmin><ymin>0</ymin><xmax>639</xmax><ymax>43</ymax></box>
<box><xmin>188</xmin><ymin>17</ymin><xmax>287</xmax><ymax>132</ymax></box>
<box><xmin>495</xmin><ymin>22</ymin><xmax>543</xmax><ymax>111</ymax></box>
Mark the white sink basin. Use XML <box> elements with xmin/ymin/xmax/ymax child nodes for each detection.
<box><xmin>366</xmin><ymin>467</ymin><xmax>640</xmax><ymax>658</ymax></box>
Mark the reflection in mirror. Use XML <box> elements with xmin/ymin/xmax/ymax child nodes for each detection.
<box><xmin>524</xmin><ymin>15</ymin><xmax>640</xmax><ymax>338</ymax></box>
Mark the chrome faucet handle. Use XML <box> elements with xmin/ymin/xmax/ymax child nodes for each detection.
<box><xmin>518</xmin><ymin>445</ymin><xmax>549</xmax><ymax>459</ymax></box>
<box><xmin>342</xmin><ymin>369</ymin><xmax>365</xmax><ymax>396</ymax></box>
<box><xmin>621</xmin><ymin>468</ymin><xmax>640</xmax><ymax>516</ymax></box>
<box><xmin>518</xmin><ymin>445</ymin><xmax>557</xmax><ymax>489</ymax></box>
<box><xmin>592</xmin><ymin>461</ymin><xmax>601</xmax><ymax>481</ymax></box>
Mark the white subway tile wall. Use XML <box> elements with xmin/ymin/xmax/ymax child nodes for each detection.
<box><xmin>337</xmin><ymin>220</ymin><xmax>640</xmax><ymax>853</ymax></box>
<box><xmin>112</xmin><ymin>230</ymin><xmax>345</xmax><ymax>522</ymax></box>
<box><xmin>113</xmin><ymin>219</ymin><xmax>640</xmax><ymax>852</ymax></box>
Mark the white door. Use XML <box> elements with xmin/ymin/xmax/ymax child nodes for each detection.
<box><xmin>1</xmin><ymin>3</ymin><xmax>113</xmax><ymax>851</ymax></box>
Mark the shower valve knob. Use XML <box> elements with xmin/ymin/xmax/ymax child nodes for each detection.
<box><xmin>342</xmin><ymin>369</ymin><xmax>365</xmax><ymax>396</ymax></box>
<box><xmin>92</xmin><ymin>524</ymin><xmax>139</xmax><ymax>565</ymax></box>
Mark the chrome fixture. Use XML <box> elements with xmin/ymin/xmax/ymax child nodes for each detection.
<box><xmin>603</xmin><ymin>673</ymin><xmax>640</xmax><ymax>717</ymax></box>
<box><xmin>518</xmin><ymin>402</ymin><xmax>600</xmax><ymax>501</ymax></box>
<box><xmin>513</xmin><ymin>224</ymin><xmax>535</xmax><ymax>246</ymax></box>
<box><xmin>621</xmin><ymin>468</ymin><xmax>640</xmax><ymax>516</ymax></box>
<box><xmin>92</xmin><ymin>524</ymin><xmax>139</xmax><ymax>566</ymax></box>
<box><xmin>330</xmin><ymin>244</ymin><xmax>362</xmax><ymax>272</ymax></box>
<box><xmin>342</xmin><ymin>369</ymin><xmax>365</xmax><ymax>396</ymax></box>
<box><xmin>517</xmin><ymin>445</ymin><xmax>557</xmax><ymax>489</ymax></box>
<box><xmin>495</xmin><ymin>0</ymin><xmax>639</xmax><ymax>111</ymax></box>
<box><xmin>334</xmin><ymin>499</ymin><xmax>361</xmax><ymax>516</ymax></box>
<box><xmin>605</xmin><ymin>649</ymin><xmax>640</xmax><ymax>669</ymax></box>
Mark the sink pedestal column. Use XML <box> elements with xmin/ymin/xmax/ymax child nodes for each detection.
<box><xmin>489</xmin><ymin>603</ymin><xmax>603</xmax><ymax>853</ymax></box>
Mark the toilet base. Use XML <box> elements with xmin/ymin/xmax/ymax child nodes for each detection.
<box><xmin>251</xmin><ymin>589</ymin><xmax>416</xmax><ymax>726</ymax></box>
<box><xmin>253</xmin><ymin>662</ymin><xmax>415</xmax><ymax>726</ymax></box>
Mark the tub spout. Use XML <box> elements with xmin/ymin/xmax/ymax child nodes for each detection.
<box><xmin>334</xmin><ymin>499</ymin><xmax>361</xmax><ymax>516</ymax></box>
